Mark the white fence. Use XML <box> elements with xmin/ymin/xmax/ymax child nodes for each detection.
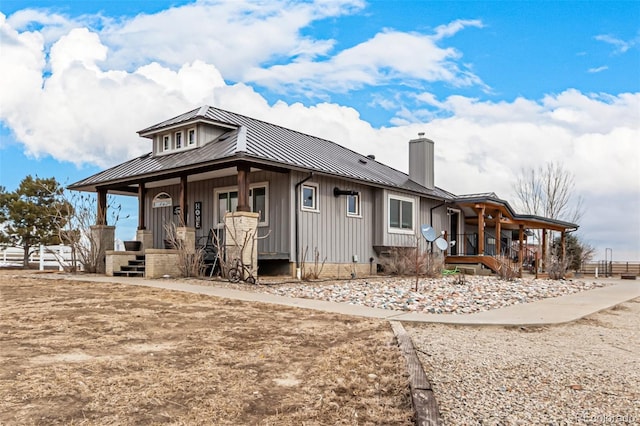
<box><xmin>0</xmin><ymin>245</ymin><xmax>80</xmax><ymax>271</ymax></box>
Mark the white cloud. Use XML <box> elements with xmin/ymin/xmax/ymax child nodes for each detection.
<box><xmin>100</xmin><ymin>0</ymin><xmax>365</xmax><ymax>78</ymax></box>
<box><xmin>594</xmin><ymin>33</ymin><xmax>638</xmax><ymax>54</ymax></box>
<box><xmin>1</xmin><ymin>4</ymin><xmax>638</xmax><ymax>258</ymax></box>
<box><xmin>245</xmin><ymin>26</ymin><xmax>485</xmax><ymax>94</ymax></box>
<box><xmin>588</xmin><ymin>65</ymin><xmax>608</xmax><ymax>73</ymax></box>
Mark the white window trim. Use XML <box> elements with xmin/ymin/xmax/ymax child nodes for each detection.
<box><xmin>162</xmin><ymin>134</ymin><xmax>171</xmax><ymax>152</ymax></box>
<box><xmin>346</xmin><ymin>192</ymin><xmax>362</xmax><ymax>218</ymax></box>
<box><xmin>214</xmin><ymin>182</ymin><xmax>269</xmax><ymax>227</ymax></box>
<box><xmin>175</xmin><ymin>131</ymin><xmax>184</xmax><ymax>149</ymax></box>
<box><xmin>300</xmin><ymin>183</ymin><xmax>319</xmax><ymax>212</ymax></box>
<box><xmin>387</xmin><ymin>194</ymin><xmax>416</xmax><ymax>234</ymax></box>
<box><xmin>187</xmin><ymin>128</ymin><xmax>196</xmax><ymax>146</ymax></box>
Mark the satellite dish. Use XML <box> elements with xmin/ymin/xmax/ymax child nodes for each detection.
<box><xmin>435</xmin><ymin>237</ymin><xmax>448</xmax><ymax>251</ymax></box>
<box><xmin>420</xmin><ymin>225</ymin><xmax>437</xmax><ymax>242</ymax></box>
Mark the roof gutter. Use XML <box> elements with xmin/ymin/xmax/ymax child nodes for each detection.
<box><xmin>294</xmin><ymin>172</ymin><xmax>313</xmax><ymax>279</ymax></box>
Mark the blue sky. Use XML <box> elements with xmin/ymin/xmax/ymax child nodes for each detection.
<box><xmin>1</xmin><ymin>0</ymin><xmax>639</xmax><ymax>260</ymax></box>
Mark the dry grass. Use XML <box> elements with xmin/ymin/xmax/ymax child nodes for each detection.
<box><xmin>0</xmin><ymin>271</ymin><xmax>413</xmax><ymax>425</ymax></box>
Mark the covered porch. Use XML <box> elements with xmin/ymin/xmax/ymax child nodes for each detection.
<box><xmin>447</xmin><ymin>194</ymin><xmax>579</xmax><ymax>278</ymax></box>
<box><xmin>70</xmin><ymin>157</ymin><xmax>290</xmax><ymax>278</ymax></box>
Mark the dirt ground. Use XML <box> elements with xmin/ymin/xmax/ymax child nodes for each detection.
<box><xmin>0</xmin><ymin>271</ymin><xmax>413</xmax><ymax>425</ymax></box>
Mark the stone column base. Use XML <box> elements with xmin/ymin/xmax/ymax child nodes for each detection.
<box><xmin>90</xmin><ymin>225</ymin><xmax>115</xmax><ymax>274</ymax></box>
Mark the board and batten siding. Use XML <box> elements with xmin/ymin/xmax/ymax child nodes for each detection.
<box><xmin>290</xmin><ymin>171</ymin><xmax>376</xmax><ymax>265</ymax></box>
<box><xmin>145</xmin><ymin>170</ymin><xmax>290</xmax><ymax>256</ymax></box>
<box><xmin>373</xmin><ymin>188</ymin><xmax>450</xmax><ymax>249</ymax></box>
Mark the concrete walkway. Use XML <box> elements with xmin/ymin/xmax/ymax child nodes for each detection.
<box><xmin>57</xmin><ymin>274</ymin><xmax>639</xmax><ymax>326</ymax></box>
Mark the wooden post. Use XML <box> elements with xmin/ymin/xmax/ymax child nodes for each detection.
<box><xmin>518</xmin><ymin>225</ymin><xmax>524</xmax><ymax>278</ymax></box>
<box><xmin>137</xmin><ymin>182</ymin><xmax>146</xmax><ymax>230</ymax></box>
<box><xmin>97</xmin><ymin>188</ymin><xmax>107</xmax><ymax>225</ymax></box>
<box><xmin>237</xmin><ymin>164</ymin><xmax>251</xmax><ymax>212</ymax></box>
<box><xmin>180</xmin><ymin>176</ymin><xmax>188</xmax><ymax>225</ymax></box>
<box><xmin>495</xmin><ymin>211</ymin><xmax>502</xmax><ymax>257</ymax></box>
<box><xmin>478</xmin><ymin>206</ymin><xmax>485</xmax><ymax>255</ymax></box>
<box><xmin>541</xmin><ymin>228</ymin><xmax>547</xmax><ymax>272</ymax></box>
<box><xmin>561</xmin><ymin>231</ymin><xmax>566</xmax><ymax>263</ymax></box>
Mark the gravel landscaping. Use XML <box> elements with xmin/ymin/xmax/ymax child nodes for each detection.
<box><xmin>406</xmin><ymin>298</ymin><xmax>640</xmax><ymax>424</ymax></box>
<box><xmin>215</xmin><ymin>275</ymin><xmax>611</xmax><ymax>315</ymax></box>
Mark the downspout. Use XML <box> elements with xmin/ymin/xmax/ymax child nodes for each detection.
<box><xmin>430</xmin><ymin>201</ymin><xmax>448</xmax><ymax>254</ymax></box>
<box><xmin>294</xmin><ymin>172</ymin><xmax>313</xmax><ymax>279</ymax></box>
<box><xmin>429</xmin><ymin>201</ymin><xmax>447</xmax><ymax>228</ymax></box>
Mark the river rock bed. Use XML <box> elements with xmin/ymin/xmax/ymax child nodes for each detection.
<box><xmin>218</xmin><ymin>276</ymin><xmax>610</xmax><ymax>315</ymax></box>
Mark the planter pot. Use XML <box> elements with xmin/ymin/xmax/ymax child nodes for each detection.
<box><xmin>124</xmin><ymin>241</ymin><xmax>142</xmax><ymax>252</ymax></box>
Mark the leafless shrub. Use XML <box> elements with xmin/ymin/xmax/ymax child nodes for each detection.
<box><xmin>380</xmin><ymin>247</ymin><xmax>443</xmax><ymax>278</ymax></box>
<box><xmin>163</xmin><ymin>221</ymin><xmax>205</xmax><ymax>278</ymax></box>
<box><xmin>49</xmin><ymin>191</ymin><xmax>126</xmax><ymax>273</ymax></box>
<box><xmin>494</xmin><ymin>255</ymin><xmax>518</xmax><ymax>281</ymax></box>
<box><xmin>301</xmin><ymin>246</ymin><xmax>327</xmax><ymax>280</ymax></box>
<box><xmin>546</xmin><ymin>250</ymin><xmax>570</xmax><ymax>280</ymax></box>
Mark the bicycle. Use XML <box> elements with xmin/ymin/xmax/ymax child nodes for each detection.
<box><xmin>227</xmin><ymin>258</ymin><xmax>256</xmax><ymax>285</ymax></box>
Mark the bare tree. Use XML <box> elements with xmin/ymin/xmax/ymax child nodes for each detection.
<box><xmin>50</xmin><ymin>191</ymin><xmax>125</xmax><ymax>273</ymax></box>
<box><xmin>514</xmin><ymin>161</ymin><xmax>583</xmax><ymax>223</ymax></box>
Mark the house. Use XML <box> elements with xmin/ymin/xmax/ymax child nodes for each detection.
<box><xmin>69</xmin><ymin>106</ymin><xmax>578</xmax><ymax>278</ymax></box>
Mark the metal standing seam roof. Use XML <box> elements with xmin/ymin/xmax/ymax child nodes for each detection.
<box><xmin>455</xmin><ymin>193</ymin><xmax>579</xmax><ymax>230</ymax></box>
<box><xmin>70</xmin><ymin>106</ymin><xmax>454</xmax><ymax>200</ymax></box>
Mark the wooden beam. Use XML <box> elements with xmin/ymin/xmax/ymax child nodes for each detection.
<box><xmin>137</xmin><ymin>183</ymin><xmax>146</xmax><ymax>230</ymax></box>
<box><xmin>495</xmin><ymin>211</ymin><xmax>502</xmax><ymax>257</ymax></box>
<box><xmin>518</xmin><ymin>225</ymin><xmax>524</xmax><ymax>278</ymax></box>
<box><xmin>180</xmin><ymin>176</ymin><xmax>188</xmax><ymax>225</ymax></box>
<box><xmin>541</xmin><ymin>228</ymin><xmax>547</xmax><ymax>272</ymax></box>
<box><xmin>97</xmin><ymin>188</ymin><xmax>107</xmax><ymax>225</ymax></box>
<box><xmin>478</xmin><ymin>206</ymin><xmax>485</xmax><ymax>255</ymax></box>
<box><xmin>236</xmin><ymin>164</ymin><xmax>251</xmax><ymax>212</ymax></box>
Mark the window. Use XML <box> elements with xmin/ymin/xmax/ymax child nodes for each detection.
<box><xmin>301</xmin><ymin>184</ymin><xmax>318</xmax><ymax>211</ymax></box>
<box><xmin>217</xmin><ymin>190</ymin><xmax>238</xmax><ymax>224</ymax></box>
<box><xmin>162</xmin><ymin>135</ymin><xmax>170</xmax><ymax>151</ymax></box>
<box><xmin>346</xmin><ymin>193</ymin><xmax>361</xmax><ymax>217</ymax></box>
<box><xmin>215</xmin><ymin>183</ymin><xmax>269</xmax><ymax>226</ymax></box>
<box><xmin>187</xmin><ymin>128</ymin><xmax>196</xmax><ymax>146</ymax></box>
<box><xmin>250</xmin><ymin>186</ymin><xmax>266</xmax><ymax>222</ymax></box>
<box><xmin>175</xmin><ymin>131</ymin><xmax>183</xmax><ymax>149</ymax></box>
<box><xmin>388</xmin><ymin>195</ymin><xmax>414</xmax><ymax>232</ymax></box>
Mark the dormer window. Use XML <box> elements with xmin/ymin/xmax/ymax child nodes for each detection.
<box><xmin>175</xmin><ymin>131</ymin><xmax>183</xmax><ymax>149</ymax></box>
<box><xmin>188</xmin><ymin>128</ymin><xmax>196</xmax><ymax>146</ymax></box>
<box><xmin>162</xmin><ymin>135</ymin><xmax>170</xmax><ymax>151</ymax></box>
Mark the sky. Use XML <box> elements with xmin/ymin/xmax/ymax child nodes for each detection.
<box><xmin>1</xmin><ymin>0</ymin><xmax>639</xmax><ymax>261</ymax></box>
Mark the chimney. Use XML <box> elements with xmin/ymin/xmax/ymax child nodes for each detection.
<box><xmin>408</xmin><ymin>132</ymin><xmax>435</xmax><ymax>189</ymax></box>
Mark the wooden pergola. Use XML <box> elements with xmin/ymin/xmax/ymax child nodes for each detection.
<box><xmin>448</xmin><ymin>195</ymin><xmax>578</xmax><ymax>277</ymax></box>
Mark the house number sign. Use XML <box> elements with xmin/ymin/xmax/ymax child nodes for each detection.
<box><xmin>194</xmin><ymin>201</ymin><xmax>202</xmax><ymax>229</ymax></box>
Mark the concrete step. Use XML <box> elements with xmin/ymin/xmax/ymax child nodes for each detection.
<box><xmin>113</xmin><ymin>270</ymin><xmax>144</xmax><ymax>278</ymax></box>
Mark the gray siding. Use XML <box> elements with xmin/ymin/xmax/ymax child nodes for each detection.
<box><xmin>291</xmin><ymin>171</ymin><xmax>376</xmax><ymax>265</ymax></box>
<box><xmin>372</xmin><ymin>189</ymin><xmax>450</xmax><ymax>250</ymax></box>
<box><xmin>145</xmin><ymin>170</ymin><xmax>290</xmax><ymax>256</ymax></box>
<box><xmin>197</xmin><ymin>123</ymin><xmax>227</xmax><ymax>145</ymax></box>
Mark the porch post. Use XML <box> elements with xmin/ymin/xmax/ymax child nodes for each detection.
<box><xmin>495</xmin><ymin>211</ymin><xmax>502</xmax><ymax>257</ymax></box>
<box><xmin>237</xmin><ymin>164</ymin><xmax>251</xmax><ymax>212</ymax></box>
<box><xmin>518</xmin><ymin>225</ymin><xmax>524</xmax><ymax>278</ymax></box>
<box><xmin>561</xmin><ymin>231</ymin><xmax>566</xmax><ymax>263</ymax></box>
<box><xmin>477</xmin><ymin>206</ymin><xmax>485</xmax><ymax>255</ymax></box>
<box><xmin>97</xmin><ymin>188</ymin><xmax>107</xmax><ymax>225</ymax></box>
<box><xmin>180</xmin><ymin>176</ymin><xmax>188</xmax><ymax>225</ymax></box>
<box><xmin>541</xmin><ymin>228</ymin><xmax>547</xmax><ymax>272</ymax></box>
<box><xmin>137</xmin><ymin>182</ymin><xmax>146</xmax><ymax>230</ymax></box>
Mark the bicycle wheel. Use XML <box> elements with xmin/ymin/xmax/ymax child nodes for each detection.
<box><xmin>245</xmin><ymin>276</ymin><xmax>256</xmax><ymax>285</ymax></box>
<box><xmin>228</xmin><ymin>267</ymin><xmax>241</xmax><ymax>283</ymax></box>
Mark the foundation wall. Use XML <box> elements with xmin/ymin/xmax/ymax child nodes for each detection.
<box><xmin>105</xmin><ymin>252</ymin><xmax>136</xmax><ymax>276</ymax></box>
<box><xmin>145</xmin><ymin>249</ymin><xmax>180</xmax><ymax>278</ymax></box>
